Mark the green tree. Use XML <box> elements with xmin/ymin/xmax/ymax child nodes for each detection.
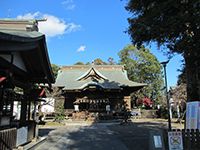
<box><xmin>118</xmin><ymin>45</ymin><xmax>163</xmax><ymax>104</ymax></box>
<box><xmin>93</xmin><ymin>58</ymin><xmax>107</xmax><ymax>65</ymax></box>
<box><xmin>172</xmin><ymin>65</ymin><xmax>187</xmax><ymax>109</ymax></box>
<box><xmin>107</xmin><ymin>57</ymin><xmax>116</xmax><ymax>65</ymax></box>
<box><xmin>126</xmin><ymin>0</ymin><xmax>200</xmax><ymax>101</ymax></box>
<box><xmin>74</xmin><ymin>61</ymin><xmax>85</xmax><ymax>65</ymax></box>
<box><xmin>74</xmin><ymin>58</ymin><xmax>117</xmax><ymax>66</ymax></box>
<box><xmin>177</xmin><ymin>66</ymin><xmax>186</xmax><ymax>85</ymax></box>
<box><xmin>51</xmin><ymin>64</ymin><xmax>60</xmax><ymax>78</ymax></box>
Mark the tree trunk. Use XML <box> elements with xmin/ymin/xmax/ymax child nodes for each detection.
<box><xmin>184</xmin><ymin>51</ymin><xmax>200</xmax><ymax>101</ymax></box>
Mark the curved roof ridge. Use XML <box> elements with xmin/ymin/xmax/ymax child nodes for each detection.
<box><xmin>76</xmin><ymin>67</ymin><xmax>108</xmax><ymax>81</ymax></box>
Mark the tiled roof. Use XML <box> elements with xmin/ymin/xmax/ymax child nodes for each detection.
<box><xmin>0</xmin><ymin>19</ymin><xmax>55</xmax><ymax>84</ymax></box>
<box><xmin>55</xmin><ymin>65</ymin><xmax>146</xmax><ymax>90</ymax></box>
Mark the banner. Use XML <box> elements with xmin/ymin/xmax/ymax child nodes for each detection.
<box><xmin>186</xmin><ymin>101</ymin><xmax>200</xmax><ymax>129</ymax></box>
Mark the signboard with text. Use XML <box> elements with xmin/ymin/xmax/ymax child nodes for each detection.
<box><xmin>168</xmin><ymin>131</ymin><xmax>183</xmax><ymax>150</ymax></box>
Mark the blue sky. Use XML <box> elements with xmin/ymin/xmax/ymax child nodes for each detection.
<box><xmin>0</xmin><ymin>0</ymin><xmax>183</xmax><ymax>87</ymax></box>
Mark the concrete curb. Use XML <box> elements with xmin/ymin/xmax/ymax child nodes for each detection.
<box><xmin>23</xmin><ymin>137</ymin><xmax>47</xmax><ymax>150</ymax></box>
<box><xmin>64</xmin><ymin>121</ymin><xmax>122</xmax><ymax>126</ymax></box>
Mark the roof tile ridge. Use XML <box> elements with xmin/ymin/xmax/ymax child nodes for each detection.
<box><xmin>61</xmin><ymin>65</ymin><xmax>90</xmax><ymax>70</ymax></box>
<box><xmin>76</xmin><ymin>67</ymin><xmax>108</xmax><ymax>81</ymax></box>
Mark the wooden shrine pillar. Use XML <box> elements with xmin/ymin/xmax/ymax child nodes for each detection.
<box><xmin>27</xmin><ymin>100</ymin><xmax>31</xmax><ymax>120</ymax></box>
<box><xmin>20</xmin><ymin>99</ymin><xmax>27</xmax><ymax>124</ymax></box>
<box><xmin>124</xmin><ymin>96</ymin><xmax>131</xmax><ymax>110</ymax></box>
<box><xmin>20</xmin><ymin>90</ymin><xmax>28</xmax><ymax>125</ymax></box>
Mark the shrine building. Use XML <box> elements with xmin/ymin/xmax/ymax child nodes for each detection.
<box><xmin>55</xmin><ymin>65</ymin><xmax>146</xmax><ymax>118</ymax></box>
<box><xmin>0</xmin><ymin>19</ymin><xmax>54</xmax><ymax>149</ymax></box>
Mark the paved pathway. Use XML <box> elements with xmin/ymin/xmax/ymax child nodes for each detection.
<box><xmin>36</xmin><ymin>124</ymin><xmax>128</xmax><ymax>150</ymax></box>
<box><xmin>36</xmin><ymin>121</ymin><xmax>166</xmax><ymax>150</ymax></box>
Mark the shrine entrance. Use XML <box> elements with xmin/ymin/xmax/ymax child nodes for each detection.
<box><xmin>74</xmin><ymin>97</ymin><xmax>109</xmax><ymax>112</ymax></box>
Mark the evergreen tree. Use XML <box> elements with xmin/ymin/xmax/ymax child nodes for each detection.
<box><xmin>126</xmin><ymin>0</ymin><xmax>200</xmax><ymax>101</ymax></box>
<box><xmin>118</xmin><ymin>44</ymin><xmax>163</xmax><ymax>104</ymax></box>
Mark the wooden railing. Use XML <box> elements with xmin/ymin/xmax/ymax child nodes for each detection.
<box><xmin>0</xmin><ymin>128</ymin><xmax>17</xmax><ymax>150</ymax></box>
<box><xmin>182</xmin><ymin>129</ymin><xmax>200</xmax><ymax>150</ymax></box>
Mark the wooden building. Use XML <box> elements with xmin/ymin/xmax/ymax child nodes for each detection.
<box><xmin>0</xmin><ymin>19</ymin><xmax>54</xmax><ymax>149</ymax></box>
<box><xmin>55</xmin><ymin>65</ymin><xmax>146</xmax><ymax>119</ymax></box>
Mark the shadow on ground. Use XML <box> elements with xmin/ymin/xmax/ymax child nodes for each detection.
<box><xmin>108</xmin><ymin>121</ymin><xmax>168</xmax><ymax>150</ymax></box>
<box><xmin>36</xmin><ymin>119</ymin><xmax>170</xmax><ymax>150</ymax></box>
<box><xmin>38</xmin><ymin>128</ymin><xmax>56</xmax><ymax>137</ymax></box>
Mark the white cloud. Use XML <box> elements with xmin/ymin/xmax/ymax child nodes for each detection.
<box><xmin>38</xmin><ymin>15</ymin><xmax>67</xmax><ymax>37</ymax></box>
<box><xmin>77</xmin><ymin>45</ymin><xmax>86</xmax><ymax>52</ymax></box>
<box><xmin>17</xmin><ymin>12</ymin><xmax>40</xmax><ymax>20</ymax></box>
<box><xmin>17</xmin><ymin>12</ymin><xmax>81</xmax><ymax>37</ymax></box>
<box><xmin>62</xmin><ymin>0</ymin><xmax>75</xmax><ymax>10</ymax></box>
<box><xmin>66</xmin><ymin>23</ymin><xmax>81</xmax><ymax>33</ymax></box>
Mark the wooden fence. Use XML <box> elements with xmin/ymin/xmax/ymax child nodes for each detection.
<box><xmin>0</xmin><ymin>128</ymin><xmax>17</xmax><ymax>150</ymax></box>
<box><xmin>182</xmin><ymin>129</ymin><xmax>200</xmax><ymax>150</ymax></box>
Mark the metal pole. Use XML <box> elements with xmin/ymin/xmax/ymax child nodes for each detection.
<box><xmin>161</xmin><ymin>61</ymin><xmax>172</xmax><ymax>131</ymax></box>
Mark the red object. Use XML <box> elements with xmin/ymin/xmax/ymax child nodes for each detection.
<box><xmin>143</xmin><ymin>97</ymin><xmax>153</xmax><ymax>107</ymax></box>
<box><xmin>39</xmin><ymin>88</ymin><xmax>45</xmax><ymax>97</ymax></box>
<box><xmin>0</xmin><ymin>76</ymin><xmax>6</xmax><ymax>83</ymax></box>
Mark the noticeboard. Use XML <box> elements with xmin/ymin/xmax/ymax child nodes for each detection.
<box><xmin>153</xmin><ymin>135</ymin><xmax>162</xmax><ymax>148</ymax></box>
<box><xmin>168</xmin><ymin>131</ymin><xmax>183</xmax><ymax>150</ymax></box>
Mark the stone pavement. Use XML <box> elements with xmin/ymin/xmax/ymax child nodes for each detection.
<box><xmin>35</xmin><ymin>120</ymin><xmax>169</xmax><ymax>150</ymax></box>
<box><xmin>36</xmin><ymin>124</ymin><xmax>128</xmax><ymax>150</ymax></box>
<box><xmin>108</xmin><ymin>122</ymin><xmax>163</xmax><ymax>150</ymax></box>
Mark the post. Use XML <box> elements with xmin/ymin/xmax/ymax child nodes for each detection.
<box><xmin>161</xmin><ymin>60</ymin><xmax>172</xmax><ymax>131</ymax></box>
<box><xmin>124</xmin><ymin>96</ymin><xmax>131</xmax><ymax>110</ymax></box>
<box><xmin>20</xmin><ymin>89</ymin><xmax>28</xmax><ymax>125</ymax></box>
<box><xmin>20</xmin><ymin>99</ymin><xmax>27</xmax><ymax>124</ymax></box>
